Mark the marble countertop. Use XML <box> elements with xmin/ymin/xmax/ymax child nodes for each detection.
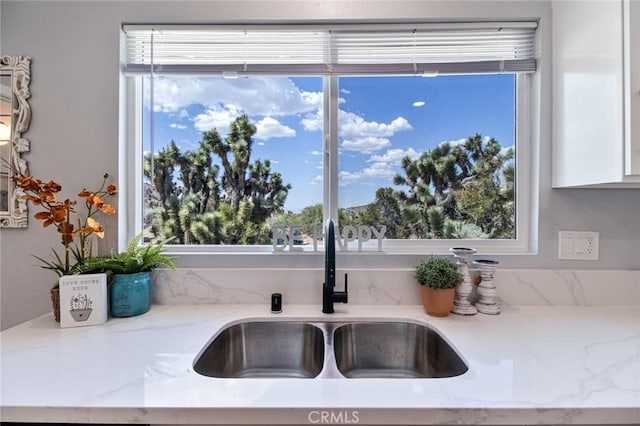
<box><xmin>1</xmin><ymin>304</ymin><xmax>639</xmax><ymax>425</ymax></box>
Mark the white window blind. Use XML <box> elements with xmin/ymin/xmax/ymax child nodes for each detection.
<box><xmin>122</xmin><ymin>22</ymin><xmax>538</xmax><ymax>75</ymax></box>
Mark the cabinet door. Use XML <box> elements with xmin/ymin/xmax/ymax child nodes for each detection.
<box><xmin>624</xmin><ymin>0</ymin><xmax>640</xmax><ymax>176</ymax></box>
<box><xmin>552</xmin><ymin>0</ymin><xmax>640</xmax><ymax>187</ymax></box>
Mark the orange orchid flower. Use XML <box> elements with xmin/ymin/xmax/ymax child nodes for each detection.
<box><xmin>100</xmin><ymin>204</ymin><xmax>116</xmax><ymax>215</ymax></box>
<box><xmin>23</xmin><ymin>194</ymin><xmax>42</xmax><ymax>205</ymax></box>
<box><xmin>14</xmin><ymin>175</ymin><xmax>42</xmax><ymax>192</ymax></box>
<box><xmin>58</xmin><ymin>222</ymin><xmax>75</xmax><ymax>245</ymax></box>
<box><xmin>84</xmin><ymin>217</ymin><xmax>105</xmax><ymax>238</ymax></box>
<box><xmin>37</xmin><ymin>191</ymin><xmax>57</xmax><ymax>204</ymax></box>
<box><xmin>13</xmin><ymin>172</ymin><xmax>117</xmax><ymax>276</ymax></box>
<box><xmin>90</xmin><ymin>195</ymin><xmax>104</xmax><ymax>207</ymax></box>
<box><xmin>50</xmin><ymin>204</ymin><xmax>70</xmax><ymax>223</ymax></box>
<box><xmin>34</xmin><ymin>211</ymin><xmax>54</xmax><ymax>227</ymax></box>
<box><xmin>42</xmin><ymin>181</ymin><xmax>62</xmax><ymax>193</ymax></box>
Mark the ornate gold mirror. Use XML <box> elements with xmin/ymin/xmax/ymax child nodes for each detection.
<box><xmin>0</xmin><ymin>55</ymin><xmax>31</xmax><ymax>228</ymax></box>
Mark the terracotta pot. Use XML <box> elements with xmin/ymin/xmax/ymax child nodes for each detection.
<box><xmin>421</xmin><ymin>286</ymin><xmax>455</xmax><ymax>317</ymax></box>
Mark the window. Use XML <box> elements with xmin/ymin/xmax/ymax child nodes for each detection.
<box><xmin>122</xmin><ymin>23</ymin><xmax>538</xmax><ymax>254</ymax></box>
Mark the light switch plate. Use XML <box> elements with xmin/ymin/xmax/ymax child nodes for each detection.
<box><xmin>558</xmin><ymin>231</ymin><xmax>599</xmax><ymax>260</ymax></box>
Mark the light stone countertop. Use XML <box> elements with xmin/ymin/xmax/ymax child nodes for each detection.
<box><xmin>1</xmin><ymin>304</ymin><xmax>639</xmax><ymax>425</ymax></box>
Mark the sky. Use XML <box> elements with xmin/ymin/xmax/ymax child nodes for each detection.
<box><xmin>143</xmin><ymin>73</ymin><xmax>515</xmax><ymax>212</ymax></box>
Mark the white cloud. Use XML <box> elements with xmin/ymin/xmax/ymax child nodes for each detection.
<box><xmin>195</xmin><ymin>110</ymin><xmax>296</xmax><ymax>140</ymax></box>
<box><xmin>362</xmin><ymin>162</ymin><xmax>396</xmax><ymax>178</ymax></box>
<box><xmin>342</xmin><ymin>136</ymin><xmax>391</xmax><ymax>153</ymax></box>
<box><xmin>301</xmin><ymin>109</ymin><xmax>323</xmax><ymax>132</ymax></box>
<box><xmin>439</xmin><ymin>138</ymin><xmax>468</xmax><ymax>147</ymax></box>
<box><xmin>310</xmin><ymin>150</ymin><xmax>322</xmax><ymax>156</ymax></box>
<box><xmin>501</xmin><ymin>144</ymin><xmax>515</xmax><ymax>156</ymax></box>
<box><xmin>339</xmin><ymin>111</ymin><xmax>413</xmax><ymax>153</ymax></box>
<box><xmin>302</xmin><ymin>111</ymin><xmax>413</xmax><ymax>154</ymax></box>
<box><xmin>336</xmin><ymin>148</ymin><xmax>422</xmax><ymax>188</ymax></box>
<box><xmin>169</xmin><ymin>123</ymin><xmax>187</xmax><ymax>130</ymax></box>
<box><xmin>412</xmin><ymin>101</ymin><xmax>425</xmax><ymax>107</ymax></box>
<box><xmin>339</xmin><ymin>162</ymin><xmax>396</xmax><ymax>186</ymax></box>
<box><xmin>301</xmin><ymin>109</ymin><xmax>413</xmax><ymax>155</ymax></box>
<box><xmin>150</xmin><ymin>76</ymin><xmax>321</xmax><ymax>117</ymax></box>
<box><xmin>193</xmin><ymin>105</ymin><xmax>242</xmax><ymax>135</ymax></box>
<box><xmin>255</xmin><ymin>117</ymin><xmax>296</xmax><ymax>140</ymax></box>
<box><xmin>339</xmin><ymin>170</ymin><xmax>360</xmax><ymax>186</ymax></box>
<box><xmin>341</xmin><ymin>88</ymin><xmax>351</xmax><ymax>95</ymax></box>
<box><xmin>301</xmin><ymin>91</ymin><xmax>323</xmax><ymax>110</ymax></box>
<box><xmin>368</xmin><ymin>148</ymin><xmax>421</xmax><ymax>164</ymax></box>
<box><xmin>310</xmin><ymin>174</ymin><xmax>323</xmax><ymax>185</ymax></box>
<box><xmin>340</xmin><ymin>112</ymin><xmax>412</xmax><ymax>140</ymax></box>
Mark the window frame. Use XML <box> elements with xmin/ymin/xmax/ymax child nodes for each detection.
<box><xmin>120</xmin><ymin>26</ymin><xmax>539</xmax><ymax>262</ymax></box>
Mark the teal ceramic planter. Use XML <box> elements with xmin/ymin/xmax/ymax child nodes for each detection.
<box><xmin>109</xmin><ymin>272</ymin><xmax>152</xmax><ymax>317</ymax></box>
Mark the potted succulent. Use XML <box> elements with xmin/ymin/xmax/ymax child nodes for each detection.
<box><xmin>80</xmin><ymin>233</ymin><xmax>175</xmax><ymax>318</ymax></box>
<box><xmin>415</xmin><ymin>256</ymin><xmax>463</xmax><ymax>317</ymax></box>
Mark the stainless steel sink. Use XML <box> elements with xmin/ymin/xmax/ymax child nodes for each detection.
<box><xmin>193</xmin><ymin>319</ymin><xmax>467</xmax><ymax>379</ymax></box>
<box><xmin>193</xmin><ymin>321</ymin><xmax>325</xmax><ymax>378</ymax></box>
<box><xmin>332</xmin><ymin>322</ymin><xmax>468</xmax><ymax>378</ymax></box>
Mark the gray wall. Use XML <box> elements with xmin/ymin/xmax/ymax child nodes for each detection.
<box><xmin>1</xmin><ymin>1</ymin><xmax>639</xmax><ymax>330</ymax></box>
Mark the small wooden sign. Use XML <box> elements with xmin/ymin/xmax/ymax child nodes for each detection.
<box><xmin>58</xmin><ymin>273</ymin><xmax>108</xmax><ymax>328</ymax></box>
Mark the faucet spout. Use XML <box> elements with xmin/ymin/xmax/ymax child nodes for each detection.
<box><xmin>322</xmin><ymin>219</ymin><xmax>348</xmax><ymax>314</ymax></box>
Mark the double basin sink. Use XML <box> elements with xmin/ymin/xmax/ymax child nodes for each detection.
<box><xmin>193</xmin><ymin>320</ymin><xmax>468</xmax><ymax>379</ymax></box>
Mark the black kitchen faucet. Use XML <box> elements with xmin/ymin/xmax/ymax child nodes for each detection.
<box><xmin>322</xmin><ymin>219</ymin><xmax>348</xmax><ymax>314</ymax></box>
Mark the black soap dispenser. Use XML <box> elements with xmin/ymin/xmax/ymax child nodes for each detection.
<box><xmin>271</xmin><ymin>293</ymin><xmax>282</xmax><ymax>313</ymax></box>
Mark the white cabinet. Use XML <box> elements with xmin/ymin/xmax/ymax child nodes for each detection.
<box><xmin>552</xmin><ymin>0</ymin><xmax>640</xmax><ymax>188</ymax></box>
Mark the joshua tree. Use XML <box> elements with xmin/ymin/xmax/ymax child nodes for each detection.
<box><xmin>145</xmin><ymin>115</ymin><xmax>291</xmax><ymax>244</ymax></box>
<box><xmin>144</xmin><ymin>141</ymin><xmax>180</xmax><ymax>205</ymax></box>
<box><xmin>358</xmin><ymin>187</ymin><xmax>403</xmax><ymax>238</ymax></box>
<box><xmin>394</xmin><ymin>133</ymin><xmax>514</xmax><ymax>239</ymax></box>
<box><xmin>205</xmin><ymin>114</ymin><xmax>254</xmax><ymax>214</ymax></box>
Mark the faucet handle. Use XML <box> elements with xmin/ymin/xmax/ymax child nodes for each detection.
<box><xmin>335</xmin><ymin>273</ymin><xmax>348</xmax><ymax>304</ymax></box>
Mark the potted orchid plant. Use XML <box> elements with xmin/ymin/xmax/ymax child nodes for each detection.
<box><xmin>13</xmin><ymin>172</ymin><xmax>117</xmax><ymax>321</ymax></box>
